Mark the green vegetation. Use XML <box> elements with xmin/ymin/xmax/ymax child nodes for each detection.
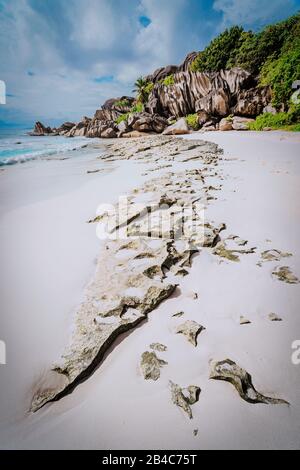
<box><xmin>249</xmin><ymin>112</ymin><xmax>292</xmax><ymax>130</ymax></box>
<box><xmin>249</xmin><ymin>104</ymin><xmax>300</xmax><ymax>130</ymax></box>
<box><xmin>191</xmin><ymin>26</ymin><xmax>245</xmax><ymax>72</ymax></box>
<box><xmin>114</xmin><ymin>99</ymin><xmax>132</xmax><ymax>108</ymax></box>
<box><xmin>185</xmin><ymin>114</ymin><xmax>199</xmax><ymax>130</ymax></box>
<box><xmin>130</xmin><ymin>102</ymin><xmax>144</xmax><ymax>114</ymax></box>
<box><xmin>260</xmin><ymin>38</ymin><xmax>300</xmax><ymax>108</ymax></box>
<box><xmin>115</xmin><ymin>101</ymin><xmax>145</xmax><ymax>126</ymax></box>
<box><xmin>191</xmin><ymin>12</ymin><xmax>300</xmax><ymax>109</ymax></box>
<box><xmin>144</xmin><ymin>81</ymin><xmax>154</xmax><ymax>96</ymax></box>
<box><xmin>133</xmin><ymin>77</ymin><xmax>154</xmax><ymax>103</ymax></box>
<box><xmin>160</xmin><ymin>75</ymin><xmax>175</xmax><ymax>87</ymax></box>
<box><xmin>126</xmin><ymin>13</ymin><xmax>300</xmax><ymax>131</ymax></box>
<box><xmin>286</xmin><ymin>124</ymin><xmax>300</xmax><ymax>131</ymax></box>
<box><xmin>115</xmin><ymin>113</ymin><xmax>130</xmax><ymax>125</ymax></box>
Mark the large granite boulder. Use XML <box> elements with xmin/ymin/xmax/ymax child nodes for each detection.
<box><xmin>178</xmin><ymin>52</ymin><xmax>198</xmax><ymax>72</ymax></box>
<box><xmin>162</xmin><ymin>118</ymin><xmax>190</xmax><ymax>135</ymax></box>
<box><xmin>263</xmin><ymin>104</ymin><xmax>277</xmax><ymax>114</ymax></box>
<box><xmin>128</xmin><ymin>112</ymin><xmax>168</xmax><ymax>133</ymax></box>
<box><xmin>66</xmin><ymin>117</ymin><xmax>91</xmax><ymax>137</ymax></box>
<box><xmin>145</xmin><ymin>65</ymin><xmax>179</xmax><ymax>84</ymax></box>
<box><xmin>202</xmin><ymin>121</ymin><xmax>217</xmax><ymax>131</ymax></box>
<box><xmin>122</xmin><ymin>130</ymin><xmax>149</xmax><ymax>138</ymax></box>
<box><xmin>30</xmin><ymin>121</ymin><xmax>52</xmax><ymax>136</ymax></box>
<box><xmin>57</xmin><ymin>122</ymin><xmax>76</xmax><ymax>134</ymax></box>
<box><xmin>94</xmin><ymin>96</ymin><xmax>135</xmax><ymax>122</ymax></box>
<box><xmin>101</xmin><ymin>127</ymin><xmax>117</xmax><ymax>138</ymax></box>
<box><xmin>145</xmin><ymin>52</ymin><xmax>198</xmax><ymax>83</ymax></box>
<box><xmin>234</xmin><ymin>86</ymin><xmax>271</xmax><ymax>117</ymax></box>
<box><xmin>197</xmin><ymin>111</ymin><xmax>210</xmax><ymax>127</ymax></box>
<box><xmin>86</xmin><ymin>119</ymin><xmax>118</xmax><ymax>138</ymax></box>
<box><xmin>219</xmin><ymin>117</ymin><xmax>233</xmax><ymax>131</ymax></box>
<box><xmin>195</xmin><ymin>89</ymin><xmax>230</xmax><ymax>116</ymax></box>
<box><xmin>146</xmin><ymin>68</ymin><xmax>268</xmax><ymax>120</ymax></box>
<box><xmin>117</xmin><ymin>120</ymin><xmax>130</xmax><ymax>137</ymax></box>
<box><xmin>232</xmin><ymin>116</ymin><xmax>254</xmax><ymax>130</ymax></box>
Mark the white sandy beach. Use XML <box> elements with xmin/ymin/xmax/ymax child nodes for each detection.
<box><xmin>0</xmin><ymin>131</ymin><xmax>300</xmax><ymax>450</ymax></box>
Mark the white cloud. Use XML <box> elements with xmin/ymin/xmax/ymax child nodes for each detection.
<box><xmin>68</xmin><ymin>0</ymin><xmax>122</xmax><ymax>50</ymax></box>
<box><xmin>136</xmin><ymin>0</ymin><xmax>187</xmax><ymax>70</ymax></box>
<box><xmin>1</xmin><ymin>0</ymin><xmax>192</xmax><ymax>125</ymax></box>
<box><xmin>0</xmin><ymin>0</ymin><xmax>62</xmax><ymax>74</ymax></box>
<box><xmin>1</xmin><ymin>0</ymin><xmax>298</xmax><ymax>125</ymax></box>
<box><xmin>213</xmin><ymin>0</ymin><xmax>297</xmax><ymax>29</ymax></box>
<box><xmin>0</xmin><ymin>0</ymin><xmax>135</xmax><ymax>124</ymax></box>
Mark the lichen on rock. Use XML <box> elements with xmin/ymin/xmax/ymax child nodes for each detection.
<box><xmin>176</xmin><ymin>320</ymin><xmax>205</xmax><ymax>346</ymax></box>
<box><xmin>213</xmin><ymin>242</ymin><xmax>240</xmax><ymax>262</ymax></box>
<box><xmin>213</xmin><ymin>241</ymin><xmax>256</xmax><ymax>262</ymax></box>
<box><xmin>150</xmin><ymin>343</ymin><xmax>167</xmax><ymax>352</ymax></box>
<box><xmin>140</xmin><ymin>351</ymin><xmax>168</xmax><ymax>381</ymax></box>
<box><xmin>261</xmin><ymin>249</ymin><xmax>292</xmax><ymax>262</ymax></box>
<box><xmin>169</xmin><ymin>381</ymin><xmax>201</xmax><ymax>419</ymax></box>
<box><xmin>272</xmin><ymin>266</ymin><xmax>299</xmax><ymax>284</ymax></box>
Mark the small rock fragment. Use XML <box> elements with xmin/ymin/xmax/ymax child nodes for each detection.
<box><xmin>210</xmin><ymin>359</ymin><xmax>289</xmax><ymax>405</ymax></box>
<box><xmin>140</xmin><ymin>351</ymin><xmax>168</xmax><ymax>381</ymax></box>
<box><xmin>227</xmin><ymin>235</ymin><xmax>248</xmax><ymax>246</ymax></box>
<box><xmin>185</xmin><ymin>292</ymin><xmax>198</xmax><ymax>300</ymax></box>
<box><xmin>176</xmin><ymin>320</ymin><xmax>205</xmax><ymax>346</ymax></box>
<box><xmin>175</xmin><ymin>268</ymin><xmax>189</xmax><ymax>277</ymax></box>
<box><xmin>150</xmin><ymin>343</ymin><xmax>167</xmax><ymax>352</ymax></box>
<box><xmin>87</xmin><ymin>169</ymin><xmax>104</xmax><ymax>174</ymax></box>
<box><xmin>261</xmin><ymin>249</ymin><xmax>292</xmax><ymax>262</ymax></box>
<box><xmin>213</xmin><ymin>243</ymin><xmax>240</xmax><ymax>262</ymax></box>
<box><xmin>87</xmin><ymin>215</ymin><xmax>103</xmax><ymax>224</ymax></box>
<box><xmin>172</xmin><ymin>311</ymin><xmax>184</xmax><ymax>318</ymax></box>
<box><xmin>213</xmin><ymin>242</ymin><xmax>256</xmax><ymax>262</ymax></box>
<box><xmin>240</xmin><ymin>316</ymin><xmax>251</xmax><ymax>325</ymax></box>
<box><xmin>235</xmin><ymin>238</ymin><xmax>248</xmax><ymax>247</ymax></box>
<box><xmin>169</xmin><ymin>381</ymin><xmax>201</xmax><ymax>419</ymax></box>
<box><xmin>272</xmin><ymin>266</ymin><xmax>299</xmax><ymax>284</ymax></box>
<box><xmin>268</xmin><ymin>313</ymin><xmax>282</xmax><ymax>322</ymax></box>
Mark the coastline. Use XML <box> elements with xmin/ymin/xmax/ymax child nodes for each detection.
<box><xmin>0</xmin><ymin>131</ymin><xmax>299</xmax><ymax>449</ymax></box>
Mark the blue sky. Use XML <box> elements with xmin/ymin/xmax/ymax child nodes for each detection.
<box><xmin>0</xmin><ymin>0</ymin><xmax>299</xmax><ymax>127</ymax></box>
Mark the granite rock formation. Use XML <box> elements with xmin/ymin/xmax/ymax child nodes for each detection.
<box><xmin>146</xmin><ymin>68</ymin><xmax>269</xmax><ymax>120</ymax></box>
<box><xmin>145</xmin><ymin>52</ymin><xmax>198</xmax><ymax>83</ymax></box>
<box><xmin>30</xmin><ymin>121</ymin><xmax>53</xmax><ymax>136</ymax></box>
<box><xmin>31</xmin><ymin>58</ymin><xmax>273</xmax><ymax>138</ymax></box>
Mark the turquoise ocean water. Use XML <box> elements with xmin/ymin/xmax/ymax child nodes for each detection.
<box><xmin>0</xmin><ymin>128</ymin><xmax>89</xmax><ymax>166</ymax></box>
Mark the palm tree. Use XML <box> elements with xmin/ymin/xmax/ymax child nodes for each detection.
<box><xmin>133</xmin><ymin>77</ymin><xmax>149</xmax><ymax>104</ymax></box>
